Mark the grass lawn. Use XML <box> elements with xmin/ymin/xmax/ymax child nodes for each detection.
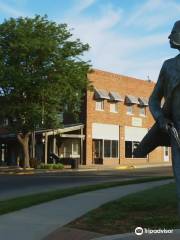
<box><xmin>0</xmin><ymin>176</ymin><xmax>172</xmax><ymax>215</ymax></box>
<box><xmin>68</xmin><ymin>182</ymin><xmax>180</xmax><ymax>235</ymax></box>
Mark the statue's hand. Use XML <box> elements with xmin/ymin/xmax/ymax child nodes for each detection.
<box><xmin>157</xmin><ymin>116</ymin><xmax>173</xmax><ymax>133</ymax></box>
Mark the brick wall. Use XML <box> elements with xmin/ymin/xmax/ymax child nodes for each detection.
<box><xmin>85</xmin><ymin>69</ymin><xmax>171</xmax><ymax>166</ymax></box>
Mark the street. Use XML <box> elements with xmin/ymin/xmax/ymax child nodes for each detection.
<box><xmin>0</xmin><ymin>166</ymin><xmax>173</xmax><ymax>200</ymax></box>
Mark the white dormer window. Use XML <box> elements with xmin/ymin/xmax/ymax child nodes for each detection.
<box><xmin>110</xmin><ymin>102</ymin><xmax>118</xmax><ymax>113</ymax></box>
<box><xmin>139</xmin><ymin>106</ymin><xmax>146</xmax><ymax>116</ymax></box>
<box><xmin>96</xmin><ymin>100</ymin><xmax>104</xmax><ymax>111</ymax></box>
<box><xmin>127</xmin><ymin>105</ymin><xmax>133</xmax><ymax>115</ymax></box>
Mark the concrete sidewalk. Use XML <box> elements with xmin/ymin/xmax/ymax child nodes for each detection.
<box><xmin>0</xmin><ymin>179</ymin><xmax>174</xmax><ymax>240</ymax></box>
<box><xmin>93</xmin><ymin>230</ymin><xmax>180</xmax><ymax>240</ymax></box>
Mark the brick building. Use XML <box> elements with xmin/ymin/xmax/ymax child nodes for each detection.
<box><xmin>0</xmin><ymin>69</ymin><xmax>171</xmax><ymax>167</ymax></box>
<box><xmin>85</xmin><ymin>69</ymin><xmax>171</xmax><ymax>167</ymax></box>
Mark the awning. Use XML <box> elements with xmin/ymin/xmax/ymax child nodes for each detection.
<box><xmin>125</xmin><ymin>95</ymin><xmax>139</xmax><ymax>104</ymax></box>
<box><xmin>94</xmin><ymin>89</ymin><xmax>110</xmax><ymax>100</ymax></box>
<box><xmin>109</xmin><ymin>91</ymin><xmax>124</xmax><ymax>101</ymax></box>
<box><xmin>138</xmin><ymin>97</ymin><xmax>148</xmax><ymax>106</ymax></box>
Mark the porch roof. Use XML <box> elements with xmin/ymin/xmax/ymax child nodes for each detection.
<box><xmin>37</xmin><ymin>123</ymin><xmax>84</xmax><ymax>137</ymax></box>
<box><xmin>0</xmin><ymin>124</ymin><xmax>84</xmax><ymax>140</ymax></box>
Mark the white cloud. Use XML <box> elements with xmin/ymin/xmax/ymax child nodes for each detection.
<box><xmin>65</xmin><ymin>8</ymin><xmax>168</xmax><ymax>80</ymax></box>
<box><xmin>0</xmin><ymin>1</ymin><xmax>26</xmax><ymax>17</ymax></box>
<box><xmin>95</xmin><ymin>4</ymin><xmax>123</xmax><ymax>30</ymax></box>
<box><xmin>67</xmin><ymin>0</ymin><xmax>97</xmax><ymax>16</ymax></box>
<box><xmin>126</xmin><ymin>0</ymin><xmax>180</xmax><ymax>31</ymax></box>
<box><xmin>0</xmin><ymin>0</ymin><xmax>172</xmax><ymax>81</ymax></box>
<box><xmin>57</xmin><ymin>0</ymin><xmax>179</xmax><ymax>81</ymax></box>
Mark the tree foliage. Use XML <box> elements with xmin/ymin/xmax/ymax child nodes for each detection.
<box><xmin>0</xmin><ymin>15</ymin><xmax>91</xmax><ymax>133</ymax></box>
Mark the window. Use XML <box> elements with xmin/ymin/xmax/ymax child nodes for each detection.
<box><xmin>110</xmin><ymin>102</ymin><xmax>118</xmax><ymax>113</ymax></box>
<box><xmin>0</xmin><ymin>118</ymin><xmax>8</xmax><ymax>127</ymax></box>
<box><xmin>133</xmin><ymin>142</ymin><xmax>140</xmax><ymax>154</ymax></box>
<box><xmin>104</xmin><ymin>140</ymin><xmax>111</xmax><ymax>157</ymax></box>
<box><xmin>72</xmin><ymin>142</ymin><xmax>79</xmax><ymax>155</ymax></box>
<box><xmin>125</xmin><ymin>141</ymin><xmax>132</xmax><ymax>158</ymax></box>
<box><xmin>112</xmin><ymin>140</ymin><xmax>118</xmax><ymax>158</ymax></box>
<box><xmin>165</xmin><ymin>146</ymin><xmax>169</xmax><ymax>156</ymax></box>
<box><xmin>96</xmin><ymin>100</ymin><xmax>104</xmax><ymax>111</ymax></box>
<box><xmin>93</xmin><ymin>139</ymin><xmax>103</xmax><ymax>158</ymax></box>
<box><xmin>139</xmin><ymin>106</ymin><xmax>146</xmax><ymax>116</ymax></box>
<box><xmin>125</xmin><ymin>141</ymin><xmax>146</xmax><ymax>158</ymax></box>
<box><xmin>127</xmin><ymin>105</ymin><xmax>133</xmax><ymax>114</ymax></box>
<box><xmin>104</xmin><ymin>140</ymin><xmax>118</xmax><ymax>158</ymax></box>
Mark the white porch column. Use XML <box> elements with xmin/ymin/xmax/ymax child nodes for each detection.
<box><xmin>80</xmin><ymin>128</ymin><xmax>83</xmax><ymax>165</ymax></box>
<box><xmin>44</xmin><ymin>133</ymin><xmax>48</xmax><ymax>164</ymax></box>
<box><xmin>53</xmin><ymin>135</ymin><xmax>56</xmax><ymax>154</ymax></box>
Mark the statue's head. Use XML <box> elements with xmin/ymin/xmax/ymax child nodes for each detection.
<box><xmin>169</xmin><ymin>21</ymin><xmax>180</xmax><ymax>49</ymax></box>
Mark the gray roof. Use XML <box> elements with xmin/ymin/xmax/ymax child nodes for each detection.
<box><xmin>109</xmin><ymin>91</ymin><xmax>124</xmax><ymax>101</ymax></box>
<box><xmin>125</xmin><ymin>95</ymin><xmax>139</xmax><ymax>104</ymax></box>
<box><xmin>94</xmin><ymin>89</ymin><xmax>110</xmax><ymax>100</ymax></box>
<box><xmin>138</xmin><ymin>97</ymin><xmax>149</xmax><ymax>106</ymax></box>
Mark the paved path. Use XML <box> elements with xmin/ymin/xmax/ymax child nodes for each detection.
<box><xmin>93</xmin><ymin>230</ymin><xmax>180</xmax><ymax>240</ymax></box>
<box><xmin>0</xmin><ymin>179</ymin><xmax>174</xmax><ymax>240</ymax></box>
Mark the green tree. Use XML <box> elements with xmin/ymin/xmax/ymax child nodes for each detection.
<box><xmin>0</xmin><ymin>15</ymin><xmax>91</xmax><ymax>168</ymax></box>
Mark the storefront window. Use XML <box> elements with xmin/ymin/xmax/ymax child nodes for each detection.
<box><xmin>125</xmin><ymin>141</ymin><xmax>132</xmax><ymax>158</ymax></box>
<box><xmin>125</xmin><ymin>141</ymin><xmax>146</xmax><ymax>158</ymax></box>
<box><xmin>112</xmin><ymin>140</ymin><xmax>118</xmax><ymax>158</ymax></box>
<box><xmin>93</xmin><ymin>139</ymin><xmax>103</xmax><ymax>158</ymax></box>
<box><xmin>104</xmin><ymin>140</ymin><xmax>111</xmax><ymax>157</ymax></box>
<box><xmin>104</xmin><ymin>140</ymin><xmax>118</xmax><ymax>158</ymax></box>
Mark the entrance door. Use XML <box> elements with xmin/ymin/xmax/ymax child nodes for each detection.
<box><xmin>92</xmin><ymin>139</ymin><xmax>103</xmax><ymax>164</ymax></box>
<box><xmin>164</xmin><ymin>146</ymin><xmax>169</xmax><ymax>161</ymax></box>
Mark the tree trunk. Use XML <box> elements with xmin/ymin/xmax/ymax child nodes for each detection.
<box><xmin>17</xmin><ymin>133</ymin><xmax>30</xmax><ymax>169</ymax></box>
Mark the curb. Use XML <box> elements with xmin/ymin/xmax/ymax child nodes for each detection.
<box><xmin>92</xmin><ymin>229</ymin><xmax>180</xmax><ymax>240</ymax></box>
<box><xmin>116</xmin><ymin>165</ymin><xmax>135</xmax><ymax>170</ymax></box>
<box><xmin>0</xmin><ymin>164</ymin><xmax>172</xmax><ymax>175</ymax></box>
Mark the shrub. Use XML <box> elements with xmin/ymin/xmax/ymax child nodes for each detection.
<box><xmin>30</xmin><ymin>158</ymin><xmax>38</xmax><ymax>168</ymax></box>
<box><xmin>37</xmin><ymin>163</ymin><xmax>64</xmax><ymax>170</ymax></box>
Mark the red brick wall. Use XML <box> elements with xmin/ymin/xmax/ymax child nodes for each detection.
<box><xmin>85</xmin><ymin>69</ymin><xmax>171</xmax><ymax>166</ymax></box>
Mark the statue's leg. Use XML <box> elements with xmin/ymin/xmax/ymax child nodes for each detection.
<box><xmin>171</xmin><ymin>135</ymin><xmax>180</xmax><ymax>220</ymax></box>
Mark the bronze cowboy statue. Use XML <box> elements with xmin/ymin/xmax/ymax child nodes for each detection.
<box><xmin>134</xmin><ymin>20</ymin><xmax>180</xmax><ymax>215</ymax></box>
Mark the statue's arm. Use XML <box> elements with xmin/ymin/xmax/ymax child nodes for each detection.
<box><xmin>149</xmin><ymin>62</ymin><xmax>166</xmax><ymax>121</ymax></box>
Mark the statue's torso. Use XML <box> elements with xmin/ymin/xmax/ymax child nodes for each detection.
<box><xmin>163</xmin><ymin>55</ymin><xmax>180</xmax><ymax>99</ymax></box>
<box><xmin>165</xmin><ymin>55</ymin><xmax>180</xmax><ymax>129</ymax></box>
<box><xmin>171</xmin><ymin>84</ymin><xmax>180</xmax><ymax>129</ymax></box>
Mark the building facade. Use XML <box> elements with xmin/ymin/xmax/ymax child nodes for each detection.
<box><xmin>0</xmin><ymin>69</ymin><xmax>171</xmax><ymax>167</ymax></box>
<box><xmin>0</xmin><ymin>124</ymin><xmax>84</xmax><ymax>166</ymax></box>
<box><xmin>85</xmin><ymin>69</ymin><xmax>171</xmax><ymax>167</ymax></box>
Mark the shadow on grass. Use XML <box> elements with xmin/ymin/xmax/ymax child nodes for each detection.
<box><xmin>68</xmin><ymin>182</ymin><xmax>180</xmax><ymax>235</ymax></box>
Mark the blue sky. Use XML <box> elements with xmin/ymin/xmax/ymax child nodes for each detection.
<box><xmin>0</xmin><ymin>0</ymin><xmax>180</xmax><ymax>81</ymax></box>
